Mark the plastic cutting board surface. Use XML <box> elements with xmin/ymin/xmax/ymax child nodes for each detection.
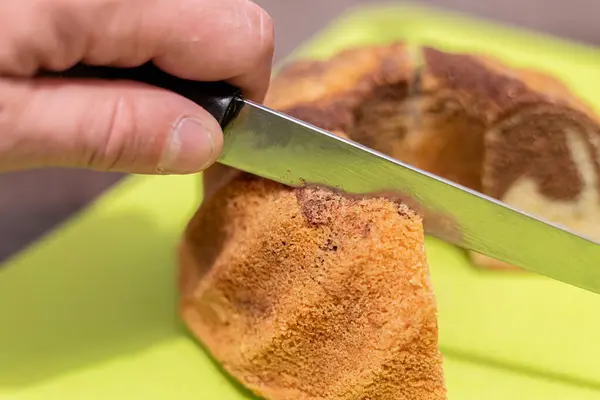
<box><xmin>1</xmin><ymin>4</ymin><xmax>600</xmax><ymax>399</ymax></box>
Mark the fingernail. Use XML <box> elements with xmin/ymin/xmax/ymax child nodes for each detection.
<box><xmin>158</xmin><ymin>117</ymin><xmax>216</xmax><ymax>174</ymax></box>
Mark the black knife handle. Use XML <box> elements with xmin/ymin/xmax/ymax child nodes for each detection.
<box><xmin>38</xmin><ymin>62</ymin><xmax>244</xmax><ymax>127</ymax></box>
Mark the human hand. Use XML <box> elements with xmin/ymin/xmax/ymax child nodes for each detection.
<box><xmin>0</xmin><ymin>0</ymin><xmax>274</xmax><ymax>174</ymax></box>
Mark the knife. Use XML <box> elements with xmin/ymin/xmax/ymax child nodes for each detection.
<box><xmin>41</xmin><ymin>62</ymin><xmax>600</xmax><ymax>295</ymax></box>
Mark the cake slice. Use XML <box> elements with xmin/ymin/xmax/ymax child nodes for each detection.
<box><xmin>180</xmin><ymin>44</ymin><xmax>447</xmax><ymax>399</ymax></box>
<box><xmin>179</xmin><ymin>177</ymin><xmax>446</xmax><ymax>400</ymax></box>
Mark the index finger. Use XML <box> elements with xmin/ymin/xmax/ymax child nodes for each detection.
<box><xmin>0</xmin><ymin>0</ymin><xmax>275</xmax><ymax>101</ymax></box>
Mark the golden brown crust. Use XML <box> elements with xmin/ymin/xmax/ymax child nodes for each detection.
<box><xmin>180</xmin><ymin>176</ymin><xmax>446</xmax><ymax>400</ymax></box>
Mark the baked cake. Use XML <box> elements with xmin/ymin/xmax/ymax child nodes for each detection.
<box><xmin>179</xmin><ymin>178</ymin><xmax>446</xmax><ymax>399</ymax></box>
<box><xmin>178</xmin><ymin>42</ymin><xmax>600</xmax><ymax>398</ymax></box>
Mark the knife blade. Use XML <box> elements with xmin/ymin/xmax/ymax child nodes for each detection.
<box><xmin>42</xmin><ymin>62</ymin><xmax>600</xmax><ymax>295</ymax></box>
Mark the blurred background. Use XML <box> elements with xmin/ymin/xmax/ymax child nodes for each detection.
<box><xmin>1</xmin><ymin>0</ymin><xmax>599</xmax><ymax>263</ymax></box>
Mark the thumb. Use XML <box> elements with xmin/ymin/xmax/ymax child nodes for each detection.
<box><xmin>0</xmin><ymin>77</ymin><xmax>223</xmax><ymax>174</ymax></box>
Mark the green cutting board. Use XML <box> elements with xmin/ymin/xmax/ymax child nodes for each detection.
<box><xmin>1</xmin><ymin>4</ymin><xmax>600</xmax><ymax>399</ymax></box>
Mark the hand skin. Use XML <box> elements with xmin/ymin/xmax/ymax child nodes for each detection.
<box><xmin>0</xmin><ymin>0</ymin><xmax>274</xmax><ymax>174</ymax></box>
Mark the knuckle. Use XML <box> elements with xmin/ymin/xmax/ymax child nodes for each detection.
<box><xmin>0</xmin><ymin>46</ymin><xmax>37</xmax><ymax>77</ymax></box>
<box><xmin>85</xmin><ymin>92</ymin><xmax>138</xmax><ymax>171</ymax></box>
<box><xmin>43</xmin><ymin>54</ymin><xmax>78</xmax><ymax>72</ymax></box>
